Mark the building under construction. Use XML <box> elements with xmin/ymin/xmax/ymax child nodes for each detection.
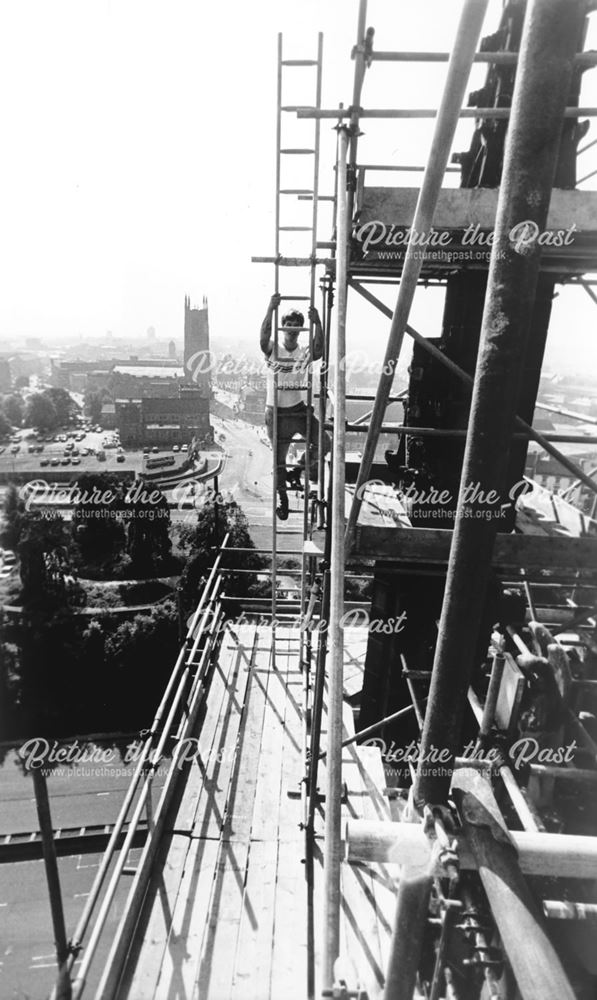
<box><xmin>20</xmin><ymin>1</ymin><xmax>597</xmax><ymax>998</ymax></box>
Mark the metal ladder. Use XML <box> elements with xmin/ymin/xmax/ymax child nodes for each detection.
<box><xmin>271</xmin><ymin>32</ymin><xmax>324</xmax><ymax>664</ymax></box>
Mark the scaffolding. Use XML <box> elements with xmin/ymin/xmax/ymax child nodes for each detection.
<box><xmin>38</xmin><ymin>2</ymin><xmax>597</xmax><ymax>998</ymax></box>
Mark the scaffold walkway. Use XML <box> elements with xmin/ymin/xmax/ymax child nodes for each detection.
<box><xmin>114</xmin><ymin>622</ymin><xmax>392</xmax><ymax>1000</ymax></box>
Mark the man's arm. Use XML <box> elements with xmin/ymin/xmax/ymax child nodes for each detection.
<box><xmin>309</xmin><ymin>306</ymin><xmax>324</xmax><ymax>361</ymax></box>
<box><xmin>260</xmin><ymin>293</ymin><xmax>281</xmax><ymax>355</ymax></box>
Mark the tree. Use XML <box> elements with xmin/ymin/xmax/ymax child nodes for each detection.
<box><xmin>18</xmin><ymin>513</ymin><xmax>75</xmax><ymax>603</ymax></box>
<box><xmin>3</xmin><ymin>393</ymin><xmax>23</xmax><ymax>427</ymax></box>
<box><xmin>25</xmin><ymin>392</ymin><xmax>58</xmax><ymax>431</ymax></box>
<box><xmin>14</xmin><ymin>375</ymin><xmax>29</xmax><ymax>390</ymax></box>
<box><xmin>44</xmin><ymin>387</ymin><xmax>79</xmax><ymax>426</ymax></box>
<box><xmin>178</xmin><ymin>497</ymin><xmax>266</xmax><ymax>600</ymax></box>
<box><xmin>84</xmin><ymin>387</ymin><xmax>110</xmax><ymax>424</ymax></box>
<box><xmin>71</xmin><ymin>472</ymin><xmax>126</xmax><ymax>563</ymax></box>
<box><xmin>0</xmin><ymin>411</ymin><xmax>11</xmax><ymax>438</ymax></box>
<box><xmin>2</xmin><ymin>483</ymin><xmax>25</xmax><ymax>548</ymax></box>
<box><xmin>126</xmin><ymin>485</ymin><xmax>171</xmax><ymax>572</ymax></box>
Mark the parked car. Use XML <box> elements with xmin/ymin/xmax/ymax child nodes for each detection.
<box><xmin>40</xmin><ymin>458</ymin><xmax>49</xmax><ymax>467</ymax></box>
<box><xmin>50</xmin><ymin>457</ymin><xmax>60</xmax><ymax>467</ymax></box>
<box><xmin>152</xmin><ymin>446</ymin><xmax>159</xmax><ymax>453</ymax></box>
<box><xmin>116</xmin><ymin>453</ymin><xmax>125</xmax><ymax>463</ymax></box>
<box><xmin>71</xmin><ymin>457</ymin><xmax>81</xmax><ymax>465</ymax></box>
<box><xmin>61</xmin><ymin>457</ymin><xmax>71</xmax><ymax>465</ymax></box>
<box><xmin>172</xmin><ymin>444</ymin><xmax>180</xmax><ymax>452</ymax></box>
<box><xmin>181</xmin><ymin>444</ymin><xmax>188</xmax><ymax>452</ymax></box>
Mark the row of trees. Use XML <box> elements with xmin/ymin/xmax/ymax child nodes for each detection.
<box><xmin>0</xmin><ymin>479</ymin><xmax>267</xmax><ymax>738</ymax></box>
<box><xmin>0</xmin><ymin>386</ymin><xmax>79</xmax><ymax>434</ymax></box>
<box><xmin>1</xmin><ymin>601</ymin><xmax>180</xmax><ymax>739</ymax></box>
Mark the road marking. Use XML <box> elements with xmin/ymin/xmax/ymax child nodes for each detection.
<box><xmin>76</xmin><ymin>854</ymin><xmax>99</xmax><ymax>870</ymax></box>
<box><xmin>96</xmin><ymin>791</ymin><xmax>110</xmax><ymax>796</ymax></box>
<box><xmin>0</xmin><ymin>902</ymin><xmax>7</xmax><ymax>907</ymax></box>
<box><xmin>31</xmin><ymin>953</ymin><xmax>56</xmax><ymax>961</ymax></box>
<box><xmin>74</xmin><ymin>892</ymin><xmax>90</xmax><ymax>898</ymax></box>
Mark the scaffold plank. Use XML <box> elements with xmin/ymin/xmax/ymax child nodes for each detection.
<box><xmin>151</xmin><ymin>837</ymin><xmax>220</xmax><ymax>1000</ymax></box>
<box><xmin>168</xmin><ymin>624</ymin><xmax>257</xmax><ymax>835</ymax></box>
<box><xmin>352</xmin><ymin>525</ymin><xmax>597</xmax><ymax>572</ymax></box>
<box><xmin>222</xmin><ymin>634</ymin><xmax>273</xmax><ymax>843</ymax></box>
<box><xmin>194</xmin><ymin>840</ymin><xmax>251</xmax><ymax>1000</ymax></box>
<box><xmin>117</xmin><ymin>834</ymin><xmax>192</xmax><ymax>1000</ymax></box>
<box><xmin>230</xmin><ymin>839</ymin><xmax>278</xmax><ymax>999</ymax></box>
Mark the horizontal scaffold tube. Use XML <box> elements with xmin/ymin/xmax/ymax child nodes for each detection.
<box><xmin>345</xmin><ymin>819</ymin><xmax>597</xmax><ymax>879</ymax></box>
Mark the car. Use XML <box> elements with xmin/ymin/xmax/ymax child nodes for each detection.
<box><xmin>10</xmin><ymin>445</ymin><xmax>19</xmax><ymax>454</ymax></box>
<box><xmin>40</xmin><ymin>458</ymin><xmax>49</xmax><ymax>467</ymax></box>
<box><xmin>116</xmin><ymin>454</ymin><xmax>125</xmax><ymax>463</ymax></box>
<box><xmin>152</xmin><ymin>446</ymin><xmax>159</xmax><ymax>453</ymax></box>
<box><xmin>71</xmin><ymin>447</ymin><xmax>79</xmax><ymax>455</ymax></box>
<box><xmin>71</xmin><ymin>456</ymin><xmax>81</xmax><ymax>465</ymax></box>
<box><xmin>50</xmin><ymin>457</ymin><xmax>60</xmax><ymax>466</ymax></box>
<box><xmin>61</xmin><ymin>457</ymin><xmax>71</xmax><ymax>465</ymax></box>
<box><xmin>28</xmin><ymin>444</ymin><xmax>36</xmax><ymax>453</ymax></box>
<box><xmin>142</xmin><ymin>446</ymin><xmax>150</xmax><ymax>454</ymax></box>
<box><xmin>172</xmin><ymin>444</ymin><xmax>180</xmax><ymax>452</ymax></box>
<box><xmin>181</xmin><ymin>444</ymin><xmax>188</xmax><ymax>452</ymax></box>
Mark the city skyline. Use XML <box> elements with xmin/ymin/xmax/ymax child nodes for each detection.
<box><xmin>0</xmin><ymin>0</ymin><xmax>596</xmax><ymax>380</ymax></box>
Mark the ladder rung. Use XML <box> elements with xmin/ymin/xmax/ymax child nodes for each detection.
<box><xmin>280</xmin><ymin>148</ymin><xmax>315</xmax><ymax>154</ymax></box>
<box><xmin>280</xmin><ymin>295</ymin><xmax>311</xmax><ymax>300</ymax></box>
<box><xmin>279</xmin><ymin>226</ymin><xmax>312</xmax><ymax>231</ymax></box>
<box><xmin>280</xmin><ymin>189</ymin><xmax>314</xmax><ymax>195</ymax></box>
<box><xmin>281</xmin><ymin>59</ymin><xmax>319</xmax><ymax>66</ymax></box>
<box><xmin>281</xmin><ymin>106</ymin><xmax>305</xmax><ymax>112</ymax></box>
<box><xmin>317</xmin><ymin>241</ymin><xmax>335</xmax><ymax>248</ymax></box>
<box><xmin>298</xmin><ymin>194</ymin><xmax>335</xmax><ymax>202</ymax></box>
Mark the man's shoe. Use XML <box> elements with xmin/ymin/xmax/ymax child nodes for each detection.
<box><xmin>276</xmin><ymin>493</ymin><xmax>289</xmax><ymax>520</ymax></box>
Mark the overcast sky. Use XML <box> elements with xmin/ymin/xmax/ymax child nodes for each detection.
<box><xmin>0</xmin><ymin>0</ymin><xmax>595</xmax><ymax>376</ymax></box>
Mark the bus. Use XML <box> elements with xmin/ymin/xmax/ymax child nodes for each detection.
<box><xmin>145</xmin><ymin>454</ymin><xmax>176</xmax><ymax>471</ymax></box>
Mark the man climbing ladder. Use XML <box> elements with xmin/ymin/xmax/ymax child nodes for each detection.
<box><xmin>261</xmin><ymin>292</ymin><xmax>331</xmax><ymax>520</ymax></box>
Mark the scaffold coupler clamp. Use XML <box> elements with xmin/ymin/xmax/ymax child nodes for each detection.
<box><xmin>322</xmin><ymin>981</ymin><xmax>369</xmax><ymax>1000</ymax></box>
<box><xmin>423</xmin><ymin>803</ymin><xmax>459</xmax><ymax>883</ymax></box>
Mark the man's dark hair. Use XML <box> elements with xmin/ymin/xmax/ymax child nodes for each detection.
<box><xmin>281</xmin><ymin>309</ymin><xmax>304</xmax><ymax>327</ymax></box>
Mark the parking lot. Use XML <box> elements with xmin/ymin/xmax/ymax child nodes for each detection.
<box><xmin>0</xmin><ymin>423</ymin><xmax>191</xmax><ymax>483</ymax></box>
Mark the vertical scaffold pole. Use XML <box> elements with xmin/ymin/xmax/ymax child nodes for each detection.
<box><xmin>272</xmin><ymin>33</ymin><xmax>283</xmax><ymax>661</ymax></box>
<box><xmin>346</xmin><ymin>0</ymin><xmax>489</xmax><ymax>545</ymax></box>
<box><xmin>33</xmin><ymin>770</ymin><xmax>71</xmax><ymax>998</ymax></box>
<box><xmin>322</xmin><ymin>124</ymin><xmax>349</xmax><ymax>990</ymax></box>
<box><xmin>301</xmin><ymin>31</ymin><xmax>323</xmax><ymax>668</ymax></box>
<box><xmin>413</xmin><ymin>0</ymin><xmax>587</xmax><ymax>812</ymax></box>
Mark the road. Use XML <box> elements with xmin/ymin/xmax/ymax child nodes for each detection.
<box><xmin>209</xmin><ymin>412</ymin><xmax>306</xmax><ymax>553</ymax></box>
<box><xmin>0</xmin><ymin>749</ymin><xmax>168</xmax><ymax>837</ymax></box>
<box><xmin>0</xmin><ymin>849</ymin><xmax>142</xmax><ymax>999</ymax></box>
<box><xmin>0</xmin><ymin>746</ymin><xmax>168</xmax><ymax>998</ymax></box>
